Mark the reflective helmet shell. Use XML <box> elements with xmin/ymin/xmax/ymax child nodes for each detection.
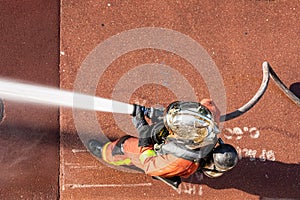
<box><xmin>202</xmin><ymin>144</ymin><xmax>238</xmax><ymax>178</ymax></box>
<box><xmin>164</xmin><ymin>101</ymin><xmax>220</xmax><ymax>149</ymax></box>
<box><xmin>202</xmin><ymin>166</ymin><xmax>224</xmax><ymax>178</ymax></box>
<box><xmin>213</xmin><ymin>144</ymin><xmax>238</xmax><ymax>171</ymax></box>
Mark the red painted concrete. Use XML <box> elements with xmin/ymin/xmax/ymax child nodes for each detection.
<box><xmin>1</xmin><ymin>0</ymin><xmax>299</xmax><ymax>200</ymax></box>
<box><xmin>60</xmin><ymin>1</ymin><xmax>299</xmax><ymax>199</ymax></box>
<box><xmin>0</xmin><ymin>1</ymin><xmax>60</xmax><ymax>199</ymax></box>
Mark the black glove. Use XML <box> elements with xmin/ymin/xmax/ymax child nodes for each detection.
<box><xmin>136</xmin><ymin>125</ymin><xmax>153</xmax><ymax>147</ymax></box>
<box><xmin>137</xmin><ymin>122</ymin><xmax>166</xmax><ymax>147</ymax></box>
<box><xmin>148</xmin><ymin>107</ymin><xmax>164</xmax><ymax>123</ymax></box>
<box><xmin>131</xmin><ymin>104</ymin><xmax>148</xmax><ymax>129</ymax></box>
<box><xmin>132</xmin><ymin>104</ymin><xmax>164</xmax><ymax>123</ymax></box>
<box><xmin>131</xmin><ymin>104</ymin><xmax>152</xmax><ymax>147</ymax></box>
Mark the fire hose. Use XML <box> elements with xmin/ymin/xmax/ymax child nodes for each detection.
<box><xmin>143</xmin><ymin>61</ymin><xmax>300</xmax><ymax>122</ymax></box>
<box><xmin>219</xmin><ymin>61</ymin><xmax>300</xmax><ymax>122</ymax></box>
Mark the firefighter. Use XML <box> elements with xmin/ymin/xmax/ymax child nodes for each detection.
<box><xmin>88</xmin><ymin>99</ymin><xmax>238</xmax><ymax>187</ymax></box>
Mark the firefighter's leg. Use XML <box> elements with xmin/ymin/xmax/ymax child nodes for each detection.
<box><xmin>89</xmin><ymin>136</ymin><xmax>145</xmax><ymax>171</ymax></box>
<box><xmin>101</xmin><ymin>135</ymin><xmax>134</xmax><ymax>166</ymax></box>
<box><xmin>88</xmin><ymin>139</ymin><xmax>107</xmax><ymax>159</ymax></box>
<box><xmin>152</xmin><ymin>176</ymin><xmax>182</xmax><ymax>190</ymax></box>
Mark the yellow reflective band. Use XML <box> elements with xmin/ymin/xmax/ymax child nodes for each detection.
<box><xmin>108</xmin><ymin>158</ymin><xmax>131</xmax><ymax>166</ymax></box>
<box><xmin>139</xmin><ymin>150</ymin><xmax>157</xmax><ymax>164</ymax></box>
<box><xmin>102</xmin><ymin>142</ymin><xmax>131</xmax><ymax>166</ymax></box>
<box><xmin>101</xmin><ymin>142</ymin><xmax>111</xmax><ymax>162</ymax></box>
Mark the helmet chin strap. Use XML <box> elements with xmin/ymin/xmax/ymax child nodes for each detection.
<box><xmin>217</xmin><ymin>138</ymin><xmax>224</xmax><ymax>145</ymax></box>
<box><xmin>185</xmin><ymin>140</ymin><xmax>216</xmax><ymax>150</ymax></box>
<box><xmin>172</xmin><ymin>137</ymin><xmax>216</xmax><ymax>150</ymax></box>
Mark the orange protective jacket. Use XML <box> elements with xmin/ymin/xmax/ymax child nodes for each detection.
<box><xmin>102</xmin><ymin>137</ymin><xmax>200</xmax><ymax>178</ymax></box>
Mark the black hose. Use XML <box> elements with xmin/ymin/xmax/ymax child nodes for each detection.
<box><xmin>220</xmin><ymin>61</ymin><xmax>300</xmax><ymax>122</ymax></box>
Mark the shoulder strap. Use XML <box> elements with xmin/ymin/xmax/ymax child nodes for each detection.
<box><xmin>157</xmin><ymin>138</ymin><xmax>216</xmax><ymax>162</ymax></box>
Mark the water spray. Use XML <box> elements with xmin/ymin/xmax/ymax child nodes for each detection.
<box><xmin>0</xmin><ymin>62</ymin><xmax>298</xmax><ymax>122</ymax></box>
<box><xmin>0</xmin><ymin>79</ymin><xmax>134</xmax><ymax>114</ymax></box>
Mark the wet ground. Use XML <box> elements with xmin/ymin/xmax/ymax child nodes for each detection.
<box><xmin>1</xmin><ymin>0</ymin><xmax>299</xmax><ymax>199</ymax></box>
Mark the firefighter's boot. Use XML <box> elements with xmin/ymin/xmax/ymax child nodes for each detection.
<box><xmin>88</xmin><ymin>139</ymin><xmax>105</xmax><ymax>159</ymax></box>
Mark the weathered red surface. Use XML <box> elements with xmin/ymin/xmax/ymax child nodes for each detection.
<box><xmin>59</xmin><ymin>0</ymin><xmax>300</xmax><ymax>199</ymax></box>
<box><xmin>1</xmin><ymin>0</ymin><xmax>299</xmax><ymax>200</ymax></box>
<box><xmin>0</xmin><ymin>0</ymin><xmax>60</xmax><ymax>199</ymax></box>
<box><xmin>60</xmin><ymin>1</ymin><xmax>299</xmax><ymax>199</ymax></box>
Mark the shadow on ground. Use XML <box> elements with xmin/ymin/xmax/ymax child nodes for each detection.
<box><xmin>2</xmin><ymin>121</ymin><xmax>298</xmax><ymax>199</ymax></box>
<box><xmin>290</xmin><ymin>82</ymin><xmax>300</xmax><ymax>99</ymax></box>
<box><xmin>61</xmin><ymin>130</ymin><xmax>300</xmax><ymax>199</ymax></box>
<box><xmin>184</xmin><ymin>158</ymin><xmax>299</xmax><ymax>199</ymax></box>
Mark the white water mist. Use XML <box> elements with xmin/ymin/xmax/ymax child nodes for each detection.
<box><xmin>0</xmin><ymin>79</ymin><xmax>134</xmax><ymax>114</ymax></box>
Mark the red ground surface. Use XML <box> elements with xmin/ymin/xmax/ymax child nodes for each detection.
<box><xmin>1</xmin><ymin>0</ymin><xmax>300</xmax><ymax>200</ymax></box>
<box><xmin>0</xmin><ymin>0</ymin><xmax>60</xmax><ymax>199</ymax></box>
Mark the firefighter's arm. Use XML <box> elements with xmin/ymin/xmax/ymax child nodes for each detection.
<box><xmin>200</xmin><ymin>99</ymin><xmax>221</xmax><ymax>124</ymax></box>
<box><xmin>131</xmin><ymin>104</ymin><xmax>153</xmax><ymax>147</ymax></box>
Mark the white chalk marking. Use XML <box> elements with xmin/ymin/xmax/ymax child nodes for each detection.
<box><xmin>68</xmin><ymin>165</ymin><xmax>102</xmax><ymax>169</ymax></box>
<box><xmin>224</xmin><ymin>126</ymin><xmax>260</xmax><ymax>140</ymax></box>
<box><xmin>236</xmin><ymin>146</ymin><xmax>276</xmax><ymax>161</ymax></box>
<box><xmin>60</xmin><ymin>145</ymin><xmax>66</xmax><ymax>191</ymax></box>
<box><xmin>232</xmin><ymin>127</ymin><xmax>243</xmax><ymax>140</ymax></box>
<box><xmin>259</xmin><ymin>149</ymin><xmax>268</xmax><ymax>162</ymax></box>
<box><xmin>64</xmin><ymin>163</ymin><xmax>103</xmax><ymax>170</ymax></box>
<box><xmin>249</xmin><ymin>127</ymin><xmax>260</xmax><ymax>138</ymax></box>
<box><xmin>177</xmin><ymin>183</ymin><xmax>203</xmax><ymax>196</ymax></box>
<box><xmin>198</xmin><ymin>185</ymin><xmax>203</xmax><ymax>196</ymax></box>
<box><xmin>72</xmin><ymin>149</ymin><xmax>88</xmax><ymax>153</ymax></box>
<box><xmin>243</xmin><ymin>148</ymin><xmax>257</xmax><ymax>161</ymax></box>
<box><xmin>265</xmin><ymin>150</ymin><xmax>276</xmax><ymax>161</ymax></box>
<box><xmin>65</xmin><ymin>183</ymin><xmax>152</xmax><ymax>189</ymax></box>
<box><xmin>65</xmin><ymin>162</ymin><xmax>80</xmax><ymax>166</ymax></box>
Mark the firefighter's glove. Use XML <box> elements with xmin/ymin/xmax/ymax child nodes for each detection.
<box><xmin>132</xmin><ymin>104</ymin><xmax>148</xmax><ymax>129</ymax></box>
<box><xmin>132</xmin><ymin>104</ymin><xmax>152</xmax><ymax>147</ymax></box>
<box><xmin>149</xmin><ymin>107</ymin><xmax>164</xmax><ymax>123</ymax></box>
<box><xmin>137</xmin><ymin>125</ymin><xmax>153</xmax><ymax>147</ymax></box>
